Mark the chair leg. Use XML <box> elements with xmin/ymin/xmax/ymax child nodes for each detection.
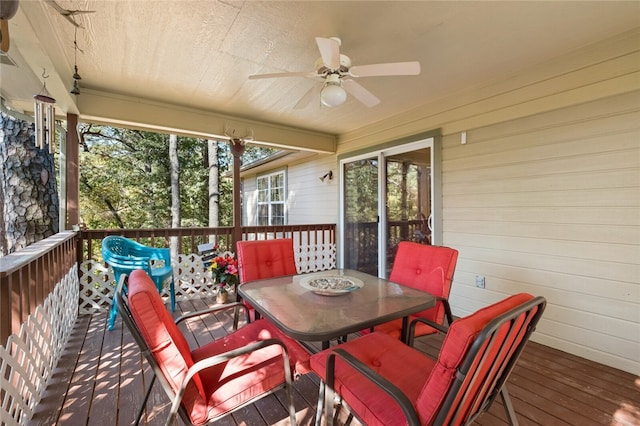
<box><xmin>135</xmin><ymin>375</ymin><xmax>156</xmax><ymax>426</ymax></box>
<box><xmin>108</xmin><ymin>271</ymin><xmax>123</xmax><ymax>331</ymax></box>
<box><xmin>286</xmin><ymin>381</ymin><xmax>297</xmax><ymax>426</ymax></box>
<box><xmin>499</xmin><ymin>386</ymin><xmax>519</xmax><ymax>426</ymax></box>
<box><xmin>169</xmin><ymin>278</ymin><xmax>176</xmax><ymax>312</ymax></box>
<box><xmin>107</xmin><ymin>299</ymin><xmax>118</xmax><ymax>331</ymax></box>
<box><xmin>315</xmin><ymin>381</ymin><xmax>325</xmax><ymax>426</ymax></box>
<box><xmin>324</xmin><ymin>381</ymin><xmax>335</xmax><ymax>426</ymax></box>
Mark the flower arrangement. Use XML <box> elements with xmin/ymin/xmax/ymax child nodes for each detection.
<box><xmin>207</xmin><ymin>246</ymin><xmax>239</xmax><ymax>295</ymax></box>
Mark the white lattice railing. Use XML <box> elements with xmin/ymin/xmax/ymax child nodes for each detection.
<box><xmin>0</xmin><ymin>264</ymin><xmax>79</xmax><ymax>426</ymax></box>
<box><xmin>79</xmin><ymin>244</ymin><xmax>336</xmax><ymax>314</ymax></box>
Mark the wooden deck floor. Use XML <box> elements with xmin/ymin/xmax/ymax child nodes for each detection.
<box><xmin>29</xmin><ymin>297</ymin><xmax>639</xmax><ymax>426</ymax></box>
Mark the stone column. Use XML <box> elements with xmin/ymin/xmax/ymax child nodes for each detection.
<box><xmin>0</xmin><ymin>112</ymin><xmax>59</xmax><ymax>255</ymax></box>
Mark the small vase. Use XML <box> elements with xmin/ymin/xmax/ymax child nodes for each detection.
<box><xmin>216</xmin><ymin>290</ymin><xmax>228</xmax><ymax>304</ymax></box>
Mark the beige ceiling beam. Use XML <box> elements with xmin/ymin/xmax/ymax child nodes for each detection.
<box><xmin>77</xmin><ymin>89</ymin><xmax>336</xmax><ymax>153</ymax></box>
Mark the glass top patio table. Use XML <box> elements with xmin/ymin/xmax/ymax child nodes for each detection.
<box><xmin>237</xmin><ymin>269</ymin><xmax>436</xmax><ymax>347</ymax></box>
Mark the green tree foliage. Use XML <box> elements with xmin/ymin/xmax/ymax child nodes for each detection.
<box><xmin>78</xmin><ymin>124</ymin><xmax>275</xmax><ymax>229</ymax></box>
<box><xmin>344</xmin><ymin>158</ymin><xmax>378</xmax><ymax>223</ymax></box>
<box><xmin>386</xmin><ymin>160</ymin><xmax>419</xmax><ymax>221</ymax></box>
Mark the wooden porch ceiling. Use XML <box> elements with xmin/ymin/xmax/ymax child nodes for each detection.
<box><xmin>4</xmin><ymin>2</ymin><xmax>639</xmax><ymax>151</ymax></box>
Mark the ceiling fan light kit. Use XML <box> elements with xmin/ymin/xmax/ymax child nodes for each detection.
<box><xmin>249</xmin><ymin>36</ymin><xmax>420</xmax><ymax>108</ymax></box>
<box><xmin>320</xmin><ymin>74</ymin><xmax>347</xmax><ymax>107</ymax></box>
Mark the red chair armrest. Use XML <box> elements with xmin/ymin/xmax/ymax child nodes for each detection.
<box><xmin>408</xmin><ymin>317</ymin><xmax>449</xmax><ymax>346</ymax></box>
<box><xmin>434</xmin><ymin>296</ymin><xmax>454</xmax><ymax>325</ymax></box>
<box><xmin>325</xmin><ymin>348</ymin><xmax>420</xmax><ymax>426</ymax></box>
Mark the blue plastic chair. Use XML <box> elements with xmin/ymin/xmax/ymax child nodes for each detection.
<box><xmin>102</xmin><ymin>235</ymin><xmax>175</xmax><ymax>330</ymax></box>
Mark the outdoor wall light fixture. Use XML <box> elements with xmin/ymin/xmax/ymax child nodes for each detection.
<box><xmin>319</xmin><ymin>170</ymin><xmax>333</xmax><ymax>182</ymax></box>
<box><xmin>320</xmin><ymin>74</ymin><xmax>346</xmax><ymax>107</ymax></box>
<box><xmin>33</xmin><ymin>69</ymin><xmax>56</xmax><ymax>153</ymax></box>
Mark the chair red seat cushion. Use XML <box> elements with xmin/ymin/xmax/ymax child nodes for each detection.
<box><xmin>192</xmin><ymin>319</ymin><xmax>311</xmax><ymax>419</ymax></box>
<box><xmin>310</xmin><ymin>332</ymin><xmax>436</xmax><ymax>426</ymax></box>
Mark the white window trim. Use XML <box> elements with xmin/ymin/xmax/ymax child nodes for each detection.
<box><xmin>256</xmin><ymin>169</ymin><xmax>287</xmax><ymax>226</ymax></box>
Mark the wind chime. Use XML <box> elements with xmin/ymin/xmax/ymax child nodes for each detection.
<box><xmin>33</xmin><ymin>69</ymin><xmax>56</xmax><ymax>153</ymax></box>
<box><xmin>70</xmin><ymin>27</ymin><xmax>81</xmax><ymax>95</ymax></box>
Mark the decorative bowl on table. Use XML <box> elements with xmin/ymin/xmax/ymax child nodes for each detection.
<box><xmin>299</xmin><ymin>275</ymin><xmax>364</xmax><ymax>296</ymax></box>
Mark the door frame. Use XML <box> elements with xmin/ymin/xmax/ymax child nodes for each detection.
<box><xmin>337</xmin><ymin>129</ymin><xmax>443</xmax><ymax>274</ymax></box>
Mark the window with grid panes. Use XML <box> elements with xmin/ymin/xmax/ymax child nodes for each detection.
<box><xmin>257</xmin><ymin>170</ymin><xmax>285</xmax><ymax>225</ymax></box>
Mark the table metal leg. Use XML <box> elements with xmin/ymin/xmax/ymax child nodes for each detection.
<box><xmin>401</xmin><ymin>316</ymin><xmax>409</xmax><ymax>344</ymax></box>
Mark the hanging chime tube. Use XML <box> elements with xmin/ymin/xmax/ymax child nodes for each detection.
<box><xmin>46</xmin><ymin>103</ymin><xmax>55</xmax><ymax>153</ymax></box>
<box><xmin>35</xmin><ymin>100</ymin><xmax>45</xmax><ymax>149</ymax></box>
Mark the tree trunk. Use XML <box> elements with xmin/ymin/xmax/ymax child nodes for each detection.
<box><xmin>207</xmin><ymin>139</ymin><xmax>219</xmax><ymax>244</ymax></box>
<box><xmin>169</xmin><ymin>134</ymin><xmax>180</xmax><ymax>257</ymax></box>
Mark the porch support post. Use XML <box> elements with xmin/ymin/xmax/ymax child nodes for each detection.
<box><xmin>230</xmin><ymin>139</ymin><xmax>245</xmax><ymax>249</ymax></box>
<box><xmin>65</xmin><ymin>113</ymin><xmax>80</xmax><ymax>230</ymax></box>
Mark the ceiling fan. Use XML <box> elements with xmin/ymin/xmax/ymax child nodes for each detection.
<box><xmin>248</xmin><ymin>37</ymin><xmax>420</xmax><ymax>108</ymax></box>
<box><xmin>44</xmin><ymin>0</ymin><xmax>95</xmax><ymax>28</ymax></box>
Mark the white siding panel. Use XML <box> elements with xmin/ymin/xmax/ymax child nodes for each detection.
<box><xmin>444</xmin><ymin>206</ymin><xmax>639</xmax><ymax>226</ymax></box>
<box><xmin>242</xmin><ymin>154</ymin><xmax>338</xmax><ymax>226</ymax></box>
<box><xmin>444</xmin><ymin>91</ymin><xmax>640</xmax><ymax>374</ymax></box>
<box><xmin>242</xmin><ymin>177</ymin><xmax>257</xmax><ymax>226</ymax></box>
<box><xmin>286</xmin><ymin>154</ymin><xmax>338</xmax><ymax>225</ymax></box>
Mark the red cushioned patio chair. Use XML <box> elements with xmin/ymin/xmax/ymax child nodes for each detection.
<box><xmin>311</xmin><ymin>293</ymin><xmax>546</xmax><ymax>426</ymax></box>
<box><xmin>115</xmin><ymin>269</ymin><xmax>310</xmax><ymax>426</ymax></box>
<box><xmin>236</xmin><ymin>238</ymin><xmax>298</xmax><ymax>321</ymax></box>
<box><xmin>364</xmin><ymin>241</ymin><xmax>458</xmax><ymax>342</ymax></box>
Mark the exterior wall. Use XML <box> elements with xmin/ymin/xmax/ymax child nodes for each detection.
<box><xmin>285</xmin><ymin>154</ymin><xmax>338</xmax><ymax>225</ymax></box>
<box><xmin>242</xmin><ymin>154</ymin><xmax>339</xmax><ymax>226</ymax></box>
<box><xmin>335</xmin><ymin>28</ymin><xmax>640</xmax><ymax>374</ymax></box>
<box><xmin>443</xmin><ymin>91</ymin><xmax>639</xmax><ymax>375</ymax></box>
<box><xmin>242</xmin><ymin>176</ymin><xmax>257</xmax><ymax>226</ymax></box>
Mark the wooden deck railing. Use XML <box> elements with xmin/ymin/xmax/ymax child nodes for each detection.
<box><xmin>0</xmin><ymin>231</ymin><xmax>79</xmax><ymax>423</ymax></box>
<box><xmin>0</xmin><ymin>224</ymin><xmax>335</xmax><ymax>424</ymax></box>
<box><xmin>79</xmin><ymin>224</ymin><xmax>335</xmax><ymax>261</ymax></box>
<box><xmin>0</xmin><ymin>231</ymin><xmax>78</xmax><ymax>344</ymax></box>
<box><xmin>76</xmin><ymin>224</ymin><xmax>336</xmax><ymax>313</ymax></box>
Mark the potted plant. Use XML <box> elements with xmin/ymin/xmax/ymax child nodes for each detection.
<box><xmin>207</xmin><ymin>248</ymin><xmax>239</xmax><ymax>304</ymax></box>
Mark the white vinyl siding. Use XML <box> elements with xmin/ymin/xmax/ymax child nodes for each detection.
<box><xmin>285</xmin><ymin>155</ymin><xmax>338</xmax><ymax>225</ymax></box>
<box><xmin>442</xmin><ymin>90</ymin><xmax>639</xmax><ymax>375</ymax></box>
<box><xmin>241</xmin><ymin>155</ymin><xmax>339</xmax><ymax>226</ymax></box>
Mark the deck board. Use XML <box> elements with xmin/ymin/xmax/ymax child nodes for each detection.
<box><xmin>29</xmin><ymin>298</ymin><xmax>640</xmax><ymax>426</ymax></box>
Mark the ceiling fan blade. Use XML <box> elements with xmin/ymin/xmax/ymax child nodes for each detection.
<box><xmin>349</xmin><ymin>61</ymin><xmax>421</xmax><ymax>77</ymax></box>
<box><xmin>249</xmin><ymin>71</ymin><xmax>317</xmax><ymax>80</ymax></box>
<box><xmin>45</xmin><ymin>0</ymin><xmax>81</xmax><ymax>27</ymax></box>
<box><xmin>315</xmin><ymin>37</ymin><xmax>340</xmax><ymax>70</ymax></box>
<box><xmin>343</xmin><ymin>79</ymin><xmax>380</xmax><ymax>107</ymax></box>
<box><xmin>44</xmin><ymin>0</ymin><xmax>67</xmax><ymax>15</ymax></box>
<box><xmin>294</xmin><ymin>84</ymin><xmax>321</xmax><ymax>110</ymax></box>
